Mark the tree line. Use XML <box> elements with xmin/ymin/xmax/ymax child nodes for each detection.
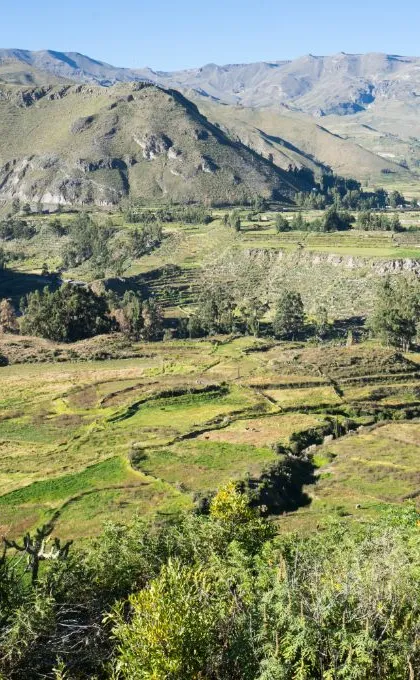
<box><xmin>0</xmin><ymin>285</ymin><xmax>163</xmax><ymax>343</ymax></box>
<box><xmin>289</xmin><ymin>168</ymin><xmax>411</xmax><ymax>211</ymax></box>
<box><xmin>1</xmin><ymin>271</ymin><xmax>418</xmax><ymax>351</ymax></box>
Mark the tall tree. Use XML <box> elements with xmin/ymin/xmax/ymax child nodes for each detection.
<box><xmin>0</xmin><ymin>299</ymin><xmax>18</xmax><ymax>333</ymax></box>
<box><xmin>369</xmin><ymin>276</ymin><xmax>420</xmax><ymax>350</ymax></box>
<box><xmin>273</xmin><ymin>290</ymin><xmax>305</xmax><ymax>340</ymax></box>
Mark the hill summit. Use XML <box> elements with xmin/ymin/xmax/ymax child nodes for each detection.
<box><xmin>0</xmin><ymin>81</ymin><xmax>300</xmax><ymax>207</ymax></box>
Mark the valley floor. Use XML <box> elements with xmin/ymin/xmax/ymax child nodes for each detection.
<box><xmin>1</xmin><ymin>335</ymin><xmax>419</xmax><ymax>539</ymax></box>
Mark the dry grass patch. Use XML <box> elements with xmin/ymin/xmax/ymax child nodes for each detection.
<box><xmin>198</xmin><ymin>413</ymin><xmax>323</xmax><ymax>447</ymax></box>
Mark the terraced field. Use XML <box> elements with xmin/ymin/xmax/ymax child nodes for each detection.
<box><xmin>2</xmin><ymin>209</ymin><xmax>420</xmax><ymax>317</ymax></box>
<box><xmin>1</xmin><ymin>336</ymin><xmax>419</xmax><ymax>539</ymax></box>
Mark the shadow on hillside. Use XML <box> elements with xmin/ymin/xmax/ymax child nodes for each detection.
<box><xmin>249</xmin><ymin>456</ymin><xmax>316</xmax><ymax>516</ymax></box>
<box><xmin>0</xmin><ymin>270</ymin><xmax>59</xmax><ymax>304</ymax></box>
<box><xmin>329</xmin><ymin>316</ymin><xmax>367</xmax><ymax>342</ymax></box>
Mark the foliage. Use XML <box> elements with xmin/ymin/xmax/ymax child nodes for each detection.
<box><xmin>210</xmin><ymin>481</ymin><xmax>256</xmax><ymax>524</ymax></box>
<box><xmin>109</xmin><ymin>560</ymin><xmax>231</xmax><ymax>680</ymax></box>
<box><xmin>113</xmin><ymin>293</ymin><xmax>164</xmax><ymax>341</ymax></box>
<box><xmin>293</xmin><ymin>171</ymin><xmax>394</xmax><ymax>211</ymax></box>
<box><xmin>357</xmin><ymin>211</ymin><xmax>402</xmax><ymax>232</ymax></box>
<box><xmin>223</xmin><ymin>210</ymin><xmax>241</xmax><ymax>231</ymax></box>
<box><xmin>273</xmin><ymin>290</ymin><xmax>305</xmax><ymax>339</ymax></box>
<box><xmin>278</xmin><ymin>208</ymin><xmax>354</xmax><ymax>233</ymax></box>
<box><xmin>21</xmin><ymin>284</ymin><xmax>112</xmax><ymax>342</ymax></box>
<box><xmin>0</xmin><ymin>299</ymin><xmax>18</xmax><ymax>333</ymax></box>
<box><xmin>193</xmin><ymin>284</ymin><xmax>236</xmax><ymax>335</ymax></box>
<box><xmin>0</xmin><ymin>219</ymin><xmax>35</xmax><ymax>241</ymax></box>
<box><xmin>275</xmin><ymin>214</ymin><xmax>291</xmax><ymax>232</ymax></box>
<box><xmin>125</xmin><ymin>205</ymin><xmax>212</xmax><ymax>225</ymax></box>
<box><xmin>48</xmin><ymin>218</ymin><xmax>68</xmax><ymax>237</ymax></box>
<box><xmin>112</xmin><ymin>291</ymin><xmax>144</xmax><ymax>340</ymax></box>
<box><xmin>130</xmin><ymin>223</ymin><xmax>163</xmax><ymax>257</ymax></box>
<box><xmin>323</xmin><ymin>206</ymin><xmax>354</xmax><ymax>231</ymax></box>
<box><xmin>0</xmin><ymin>481</ymin><xmax>419</xmax><ymax>679</ymax></box>
<box><xmin>369</xmin><ymin>275</ymin><xmax>420</xmax><ymax>350</ymax></box>
<box><xmin>258</xmin><ymin>521</ymin><xmax>420</xmax><ymax>680</ymax></box>
<box><xmin>141</xmin><ymin>299</ymin><xmax>164</xmax><ymax>341</ymax></box>
<box><xmin>62</xmin><ymin>213</ymin><xmax>115</xmax><ymax>274</ymax></box>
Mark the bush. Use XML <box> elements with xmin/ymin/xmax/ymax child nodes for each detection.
<box><xmin>0</xmin><ymin>219</ymin><xmax>35</xmax><ymax>240</ymax></box>
<box><xmin>275</xmin><ymin>214</ymin><xmax>291</xmax><ymax>232</ymax></box>
<box><xmin>0</xmin><ymin>496</ymin><xmax>419</xmax><ymax>678</ymax></box>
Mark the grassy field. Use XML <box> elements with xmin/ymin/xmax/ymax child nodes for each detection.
<box><xmin>1</xmin><ymin>335</ymin><xmax>419</xmax><ymax>540</ymax></box>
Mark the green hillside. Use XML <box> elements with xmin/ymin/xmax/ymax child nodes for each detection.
<box><xmin>0</xmin><ymin>82</ymin><xmax>301</xmax><ymax>208</ymax></box>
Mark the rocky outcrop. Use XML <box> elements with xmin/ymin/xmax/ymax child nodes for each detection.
<box><xmin>134</xmin><ymin>133</ymin><xmax>173</xmax><ymax>159</ymax></box>
<box><xmin>0</xmin><ymin>154</ymin><xmax>127</xmax><ymax>206</ymax></box>
<box><xmin>267</xmin><ymin>249</ymin><xmax>420</xmax><ymax>276</ymax></box>
<box><xmin>199</xmin><ymin>155</ymin><xmax>219</xmax><ymax>173</ymax></box>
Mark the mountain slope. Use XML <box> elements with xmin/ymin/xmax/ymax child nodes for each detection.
<box><xmin>0</xmin><ymin>82</ymin><xmax>300</xmax><ymax>207</ymax></box>
<box><xmin>193</xmin><ymin>99</ymin><xmax>408</xmax><ymax>181</ymax></box>
<box><xmin>161</xmin><ymin>53</ymin><xmax>420</xmax><ymax>114</ymax></box>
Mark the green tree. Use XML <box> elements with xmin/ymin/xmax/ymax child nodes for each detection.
<box><xmin>323</xmin><ymin>206</ymin><xmax>353</xmax><ymax>231</ymax></box>
<box><xmin>0</xmin><ymin>247</ymin><xmax>7</xmax><ymax>271</ymax></box>
<box><xmin>113</xmin><ymin>291</ymin><xmax>144</xmax><ymax>339</ymax></box>
<box><xmin>253</xmin><ymin>196</ymin><xmax>268</xmax><ymax>212</ymax></box>
<box><xmin>369</xmin><ymin>276</ymin><xmax>420</xmax><ymax>350</ymax></box>
<box><xmin>109</xmin><ymin>560</ymin><xmax>230</xmax><ymax>680</ymax></box>
<box><xmin>314</xmin><ymin>304</ymin><xmax>329</xmax><ymax>340</ymax></box>
<box><xmin>275</xmin><ymin>214</ymin><xmax>291</xmax><ymax>232</ymax></box>
<box><xmin>389</xmin><ymin>190</ymin><xmax>405</xmax><ymax>208</ymax></box>
<box><xmin>142</xmin><ymin>299</ymin><xmax>164</xmax><ymax>341</ymax></box>
<box><xmin>291</xmin><ymin>212</ymin><xmax>305</xmax><ymax>230</ymax></box>
<box><xmin>62</xmin><ymin>213</ymin><xmax>114</xmax><ymax>275</ymax></box>
<box><xmin>196</xmin><ymin>285</ymin><xmax>236</xmax><ymax>335</ymax></box>
<box><xmin>21</xmin><ymin>284</ymin><xmax>112</xmax><ymax>342</ymax></box>
<box><xmin>273</xmin><ymin>290</ymin><xmax>305</xmax><ymax>340</ymax></box>
<box><xmin>229</xmin><ymin>211</ymin><xmax>241</xmax><ymax>232</ymax></box>
<box><xmin>239</xmin><ymin>296</ymin><xmax>267</xmax><ymax>336</ymax></box>
<box><xmin>0</xmin><ymin>299</ymin><xmax>18</xmax><ymax>334</ymax></box>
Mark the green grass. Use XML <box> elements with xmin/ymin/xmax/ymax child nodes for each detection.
<box><xmin>138</xmin><ymin>440</ymin><xmax>279</xmax><ymax>490</ymax></box>
<box><xmin>282</xmin><ymin>421</ymin><xmax>420</xmax><ymax>532</ymax></box>
<box><xmin>1</xmin><ymin>335</ymin><xmax>420</xmax><ymax>540</ymax></box>
<box><xmin>0</xmin><ymin>456</ymin><xmax>132</xmax><ymax>506</ymax></box>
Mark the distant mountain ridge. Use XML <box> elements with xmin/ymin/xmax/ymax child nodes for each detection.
<box><xmin>2</xmin><ymin>50</ymin><xmax>420</xmax><ymax>115</ymax></box>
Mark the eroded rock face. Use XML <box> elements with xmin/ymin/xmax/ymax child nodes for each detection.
<box><xmin>74</xmin><ymin>157</ymin><xmax>127</xmax><ymax>173</ymax></box>
<box><xmin>244</xmin><ymin>248</ymin><xmax>420</xmax><ymax>279</ymax></box>
<box><xmin>134</xmin><ymin>132</ymin><xmax>173</xmax><ymax>159</ymax></box>
<box><xmin>0</xmin><ymin>154</ymin><xmax>127</xmax><ymax>206</ymax></box>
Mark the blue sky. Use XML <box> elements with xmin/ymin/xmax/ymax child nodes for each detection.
<box><xmin>2</xmin><ymin>0</ymin><xmax>420</xmax><ymax>70</ymax></box>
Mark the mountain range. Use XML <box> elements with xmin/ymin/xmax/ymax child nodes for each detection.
<box><xmin>2</xmin><ymin>49</ymin><xmax>419</xmax><ymax>114</ymax></box>
<box><xmin>0</xmin><ymin>49</ymin><xmax>419</xmax><ymax>207</ymax></box>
